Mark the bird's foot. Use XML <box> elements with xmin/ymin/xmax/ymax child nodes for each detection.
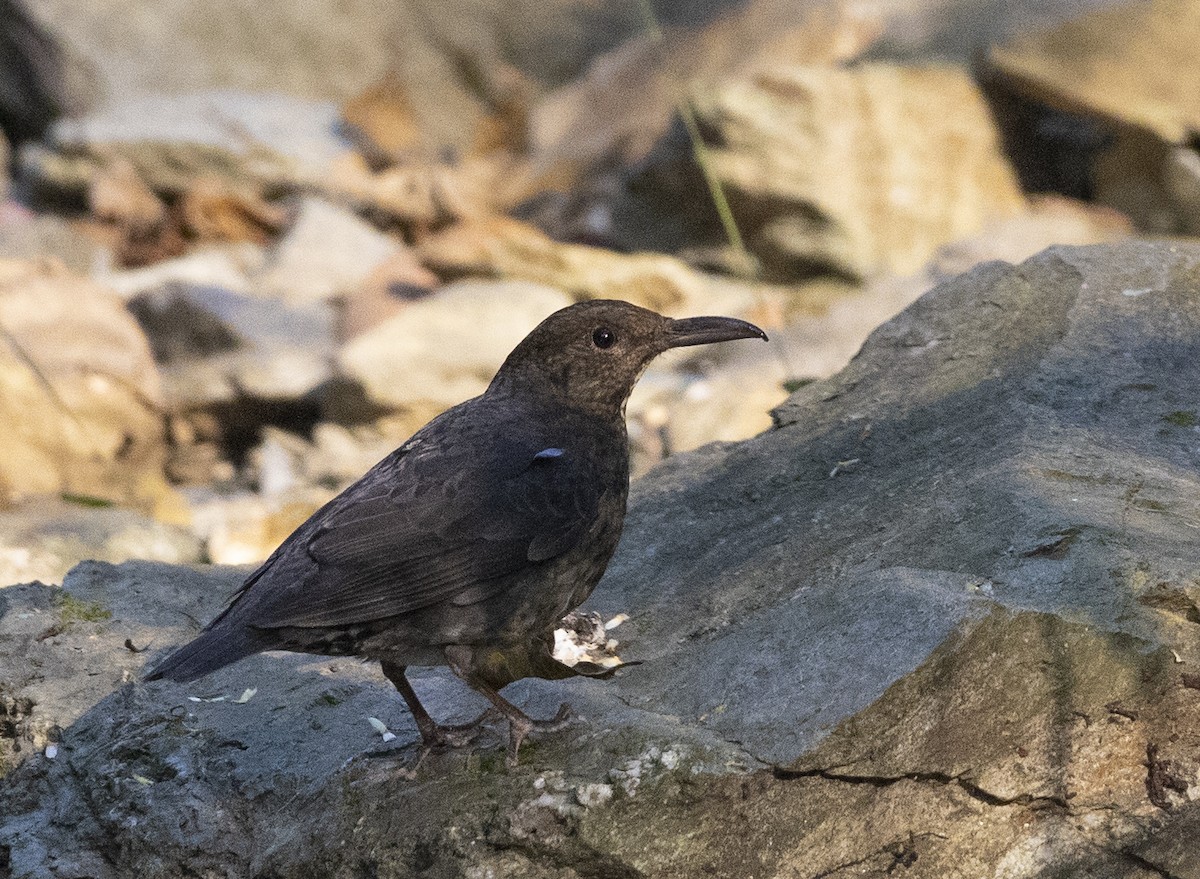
<box><xmin>504</xmin><ymin>703</ymin><xmax>573</xmax><ymax>767</ymax></box>
<box><xmin>423</xmin><ymin>725</ymin><xmax>479</xmax><ymax>750</ymax></box>
<box><xmin>417</xmin><ymin>707</ymin><xmax>503</xmax><ymax>749</ymax></box>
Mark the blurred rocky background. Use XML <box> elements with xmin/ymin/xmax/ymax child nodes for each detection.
<box><xmin>3</xmin><ymin>1</ymin><xmax>1200</xmax><ymax>876</ymax></box>
<box><xmin>0</xmin><ymin>0</ymin><xmax>1161</xmax><ymax>576</ymax></box>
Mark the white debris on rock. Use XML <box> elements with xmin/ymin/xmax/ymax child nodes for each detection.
<box><xmin>367</xmin><ymin>716</ymin><xmax>396</xmax><ymax>742</ymax></box>
<box><xmin>607</xmin><ymin>744</ymin><xmax>689</xmax><ymax>797</ymax></box>
<box><xmin>551</xmin><ymin>611</ymin><xmax>628</xmax><ymax>671</ymax></box>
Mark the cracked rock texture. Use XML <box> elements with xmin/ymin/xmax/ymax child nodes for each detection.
<box><xmin>3</xmin><ymin>240</ymin><xmax>1200</xmax><ymax>877</ymax></box>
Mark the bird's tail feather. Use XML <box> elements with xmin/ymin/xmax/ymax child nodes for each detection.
<box><xmin>144</xmin><ymin>625</ymin><xmax>267</xmax><ymax>683</ymax></box>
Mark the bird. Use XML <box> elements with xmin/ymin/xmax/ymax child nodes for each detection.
<box><xmin>146</xmin><ymin>299</ymin><xmax>767</xmax><ymax>763</ymax></box>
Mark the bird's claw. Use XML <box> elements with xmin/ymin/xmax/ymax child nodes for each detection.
<box><xmin>503</xmin><ymin>702</ymin><xmax>575</xmax><ymax>767</ymax></box>
<box><xmin>418</xmin><ymin>707</ymin><xmax>502</xmax><ymax>750</ymax></box>
<box><xmin>534</xmin><ymin>702</ymin><xmax>573</xmax><ymax>732</ymax></box>
<box><xmin>428</xmin><ymin>726</ymin><xmax>481</xmax><ymax>749</ymax></box>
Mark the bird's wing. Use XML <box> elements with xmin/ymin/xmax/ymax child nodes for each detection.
<box><xmin>245</xmin><ymin>434</ymin><xmax>602</xmax><ymax>630</ymax></box>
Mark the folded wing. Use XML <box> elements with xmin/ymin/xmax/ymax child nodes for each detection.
<box><xmin>242</xmin><ymin>435</ymin><xmax>601</xmax><ymax>630</ymax></box>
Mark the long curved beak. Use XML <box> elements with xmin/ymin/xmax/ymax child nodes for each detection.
<box><xmin>663</xmin><ymin>315</ymin><xmax>768</xmax><ymax>349</ymax></box>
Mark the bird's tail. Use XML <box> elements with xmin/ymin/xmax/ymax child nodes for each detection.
<box><xmin>143</xmin><ymin>624</ymin><xmax>268</xmax><ymax>684</ymax></box>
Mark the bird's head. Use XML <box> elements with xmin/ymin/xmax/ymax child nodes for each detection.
<box><xmin>489</xmin><ymin>299</ymin><xmax>768</xmax><ymax>416</ymax></box>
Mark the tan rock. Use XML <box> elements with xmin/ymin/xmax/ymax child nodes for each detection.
<box><xmin>338</xmin><ymin>278</ymin><xmax>571</xmax><ymax>413</ymax></box>
<box><xmin>339</xmin><ymin>247</ymin><xmax>440</xmax><ymax>341</ymax></box>
<box><xmin>689</xmin><ymin>63</ymin><xmax>1026</xmax><ymax>279</ymax></box>
<box><xmin>0</xmin><ymin>211</ymin><xmax>105</xmax><ymax>274</ymax></box>
<box><xmin>340</xmin><ymin>70</ymin><xmax>424</xmax><ymax>165</ymax></box>
<box><xmin>87</xmin><ymin>159</ymin><xmax>165</xmax><ymax>234</ymax></box>
<box><xmin>186</xmin><ymin>488</ymin><xmax>331</xmax><ymax>566</ymax></box>
<box><xmin>468</xmin><ymin>62</ymin><xmax>535</xmax><ymax>157</ymax></box>
<box><xmin>85</xmin><ymin>159</ymin><xmax>187</xmax><ymax>268</ymax></box>
<box><xmin>325</xmin><ymin>150</ymin><xmax>530</xmax><ymax>230</ymax></box>
<box><xmin>628</xmin><ymin>359</ymin><xmax>786</xmax><ymax>478</ymax></box>
<box><xmin>0</xmin><ymin>259</ymin><xmax>168</xmax><ymax>509</ymax></box>
<box><xmin>531</xmin><ymin>1</ymin><xmax>881</xmax><ymax>176</ymax></box>
<box><xmin>0</xmin><ymin>497</ymin><xmax>202</xmax><ymax>587</ymax></box>
<box><xmin>178</xmin><ymin>176</ymin><xmax>288</xmax><ymax>246</ymax></box>
<box><xmin>989</xmin><ymin>0</ymin><xmax>1200</xmax><ymax>144</ymax></box>
<box><xmin>417</xmin><ymin>216</ymin><xmax>793</xmax><ymax>316</ymax></box>
<box><xmin>989</xmin><ymin>0</ymin><xmax>1200</xmax><ymax>234</ymax></box>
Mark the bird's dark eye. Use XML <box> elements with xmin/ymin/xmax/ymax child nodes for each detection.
<box><xmin>592</xmin><ymin>327</ymin><xmax>616</xmax><ymax>349</ymax></box>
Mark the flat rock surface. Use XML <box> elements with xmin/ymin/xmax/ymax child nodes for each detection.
<box><xmin>3</xmin><ymin>241</ymin><xmax>1200</xmax><ymax>876</ymax></box>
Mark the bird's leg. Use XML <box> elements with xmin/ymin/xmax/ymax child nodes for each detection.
<box><xmin>380</xmin><ymin>659</ymin><xmax>492</xmax><ymax>748</ymax></box>
<box><xmin>444</xmin><ymin>647</ymin><xmax>572</xmax><ymax>766</ymax></box>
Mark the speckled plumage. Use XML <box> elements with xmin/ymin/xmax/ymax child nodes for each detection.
<box><xmin>147</xmin><ymin>300</ymin><xmax>766</xmax><ymax>762</ymax></box>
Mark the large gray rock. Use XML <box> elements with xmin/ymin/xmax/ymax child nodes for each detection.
<box><xmin>3</xmin><ymin>241</ymin><xmax>1200</xmax><ymax>876</ymax></box>
<box><xmin>766</xmin><ymin>609</ymin><xmax>1199</xmax><ymax>877</ymax></box>
<box><xmin>580</xmin><ymin>609</ymin><xmax>1200</xmax><ymax>878</ymax></box>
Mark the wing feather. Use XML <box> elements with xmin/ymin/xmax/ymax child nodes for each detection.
<box><xmin>243</xmin><ymin>427</ymin><xmax>602</xmax><ymax>630</ymax></box>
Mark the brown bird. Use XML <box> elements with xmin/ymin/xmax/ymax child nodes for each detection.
<box><xmin>146</xmin><ymin>300</ymin><xmax>766</xmax><ymax>763</ymax></box>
